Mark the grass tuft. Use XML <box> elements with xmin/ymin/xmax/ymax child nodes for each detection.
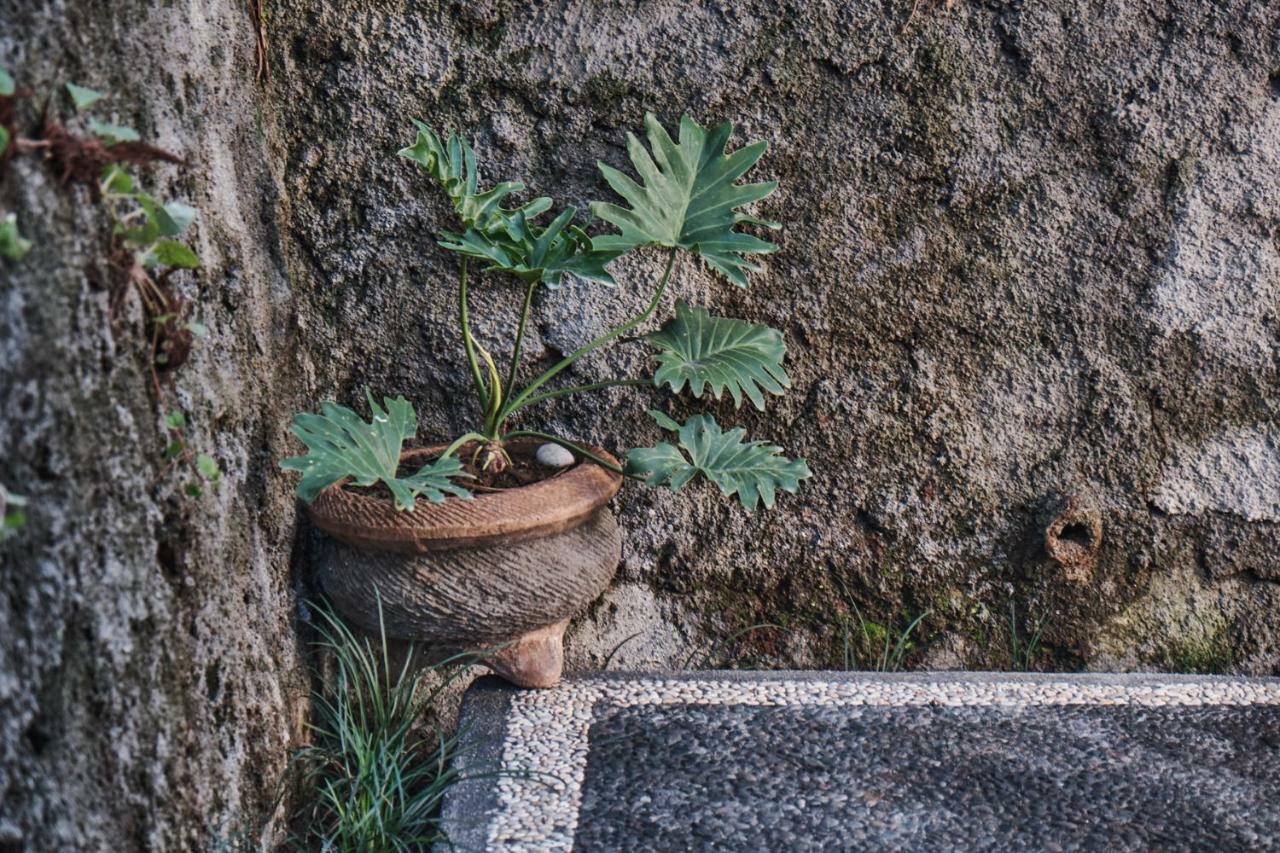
<box><xmin>292</xmin><ymin>602</ymin><xmax>476</xmax><ymax>852</ymax></box>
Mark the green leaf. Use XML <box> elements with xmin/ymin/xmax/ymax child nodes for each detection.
<box><xmin>164</xmin><ymin>410</ymin><xmax>186</xmax><ymax>429</ymax></box>
<box><xmin>185</xmin><ymin>321</ymin><xmax>207</xmax><ymax>338</ymax></box>
<box><xmin>625</xmin><ymin>413</ymin><xmax>809</xmax><ymax>511</ymax></box>
<box><xmin>134</xmin><ymin>193</ymin><xmax>181</xmax><ymax>238</ymax></box>
<box><xmin>280</xmin><ymin>392</ymin><xmax>473</xmax><ymax>511</ymax></box>
<box><xmin>0</xmin><ymin>126</ymin><xmax>8</xmax><ymax>157</ymax></box>
<box><xmin>66</xmin><ymin>82</ymin><xmax>104</xmax><ymax>110</ymax></box>
<box><xmin>591</xmin><ymin>113</ymin><xmax>779</xmax><ymax>287</ymax></box>
<box><xmin>196</xmin><ymin>454</ymin><xmax>221</xmax><ymax>480</ymax></box>
<box><xmin>647</xmin><ymin>301</ymin><xmax>790</xmax><ymax>410</ymax></box>
<box><xmin>438</xmin><ymin>210</ymin><xmax>619</xmax><ymax>288</ymax></box>
<box><xmin>646</xmin><ymin>409</ymin><xmax>681</xmax><ymax>431</ymax></box>
<box><xmin>101</xmin><ymin>165</ymin><xmax>134</xmax><ymax>194</ymax></box>
<box><xmin>150</xmin><ymin>239</ymin><xmax>200</xmax><ymax>269</ymax></box>
<box><xmin>3</xmin><ymin>509</ymin><xmax>25</xmax><ymax>533</ymax></box>
<box><xmin>164</xmin><ymin>201</ymin><xmax>196</xmax><ymax>235</ymax></box>
<box><xmin>0</xmin><ymin>67</ymin><xmax>15</xmax><ymax>97</ymax></box>
<box><xmin>399</xmin><ymin>120</ymin><xmax>547</xmax><ymax>232</ymax></box>
<box><xmin>165</xmin><ymin>441</ymin><xmax>185</xmax><ymax>458</ymax></box>
<box><xmin>0</xmin><ymin>213</ymin><xmax>31</xmax><ymax>261</ymax></box>
<box><xmin>1</xmin><ymin>485</ymin><xmax>26</xmax><ymax>537</ymax></box>
<box><xmin>401</xmin><ymin>121</ymin><xmax>614</xmax><ymax>287</ymax></box>
<box><xmin>184</xmin><ymin>483</ymin><xmax>203</xmax><ymax>498</ymax></box>
<box><xmin>87</xmin><ymin>117</ymin><xmax>140</xmax><ymax>144</ymax></box>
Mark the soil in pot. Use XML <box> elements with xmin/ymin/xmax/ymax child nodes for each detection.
<box><xmin>348</xmin><ymin>441</ymin><xmax>576</xmax><ymax>498</ymax></box>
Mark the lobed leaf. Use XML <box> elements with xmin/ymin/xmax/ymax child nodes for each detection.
<box><xmin>280</xmin><ymin>393</ymin><xmax>472</xmax><ymax>511</ymax></box>
<box><xmin>647</xmin><ymin>301</ymin><xmax>790</xmax><ymax>410</ymax></box>
<box><xmin>398</xmin><ymin>120</ymin><xmax>546</xmax><ymax>232</ymax></box>
<box><xmin>438</xmin><ymin>210</ymin><xmax>618</xmax><ymax>288</ymax></box>
<box><xmin>590</xmin><ymin>113</ymin><xmax>779</xmax><ymax>287</ymax></box>
<box><xmin>625</xmin><ymin>412</ymin><xmax>809</xmax><ymax>511</ymax></box>
<box><xmin>401</xmin><ymin>121</ymin><xmax>617</xmax><ymax>287</ymax></box>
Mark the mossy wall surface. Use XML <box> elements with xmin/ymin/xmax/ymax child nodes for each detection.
<box><xmin>2</xmin><ymin>0</ymin><xmax>1279</xmax><ymax>845</ymax></box>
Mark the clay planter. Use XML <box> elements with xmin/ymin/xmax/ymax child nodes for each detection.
<box><xmin>306</xmin><ymin>438</ymin><xmax>622</xmax><ymax>688</ymax></box>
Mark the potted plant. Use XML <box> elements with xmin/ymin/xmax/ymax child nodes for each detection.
<box><xmin>281</xmin><ymin>114</ymin><xmax>810</xmax><ymax>687</ymax></box>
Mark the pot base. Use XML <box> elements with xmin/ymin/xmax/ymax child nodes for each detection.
<box><xmin>484</xmin><ymin>619</ymin><xmax>570</xmax><ymax>689</ymax></box>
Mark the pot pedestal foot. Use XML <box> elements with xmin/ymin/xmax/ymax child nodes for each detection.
<box><xmin>486</xmin><ymin>619</ymin><xmax>570</xmax><ymax>689</ymax></box>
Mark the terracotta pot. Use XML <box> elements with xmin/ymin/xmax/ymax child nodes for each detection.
<box><xmin>305</xmin><ymin>437</ymin><xmax>622</xmax><ymax>688</ymax></box>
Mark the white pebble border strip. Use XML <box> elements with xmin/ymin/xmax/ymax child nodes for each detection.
<box><xmin>486</xmin><ymin>677</ymin><xmax>1280</xmax><ymax>850</ymax></box>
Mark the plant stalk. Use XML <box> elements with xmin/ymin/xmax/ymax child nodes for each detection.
<box><xmin>505</xmin><ymin>281</ymin><xmax>537</xmax><ymax>398</ymax></box>
<box><xmin>496</xmin><ymin>248</ymin><xmax>677</xmax><ymax>427</ymax></box>
<box><xmin>458</xmin><ymin>259</ymin><xmax>489</xmax><ymax>417</ymax></box>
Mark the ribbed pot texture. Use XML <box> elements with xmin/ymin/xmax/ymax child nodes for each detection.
<box><xmin>306</xmin><ymin>439</ymin><xmax>623</xmax><ymax>687</ymax></box>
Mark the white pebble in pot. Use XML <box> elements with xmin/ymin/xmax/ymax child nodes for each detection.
<box><xmin>536</xmin><ymin>442</ymin><xmax>575</xmax><ymax>468</ymax></box>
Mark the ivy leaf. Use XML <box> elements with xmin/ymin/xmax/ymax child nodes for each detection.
<box><xmin>66</xmin><ymin>82</ymin><xmax>104</xmax><ymax>111</ymax></box>
<box><xmin>101</xmin><ymin>165</ymin><xmax>134</xmax><ymax>195</ymax></box>
<box><xmin>0</xmin><ymin>213</ymin><xmax>31</xmax><ymax>261</ymax></box>
<box><xmin>163</xmin><ymin>202</ymin><xmax>197</xmax><ymax>235</ymax></box>
<box><xmin>164</xmin><ymin>410</ymin><xmax>186</xmax><ymax>429</ymax></box>
<box><xmin>280</xmin><ymin>392</ymin><xmax>472</xmax><ymax>511</ymax></box>
<box><xmin>590</xmin><ymin>113</ymin><xmax>779</xmax><ymax>287</ymax></box>
<box><xmin>625</xmin><ymin>412</ymin><xmax>810</xmax><ymax>511</ymax></box>
<box><xmin>150</xmin><ymin>239</ymin><xmax>201</xmax><ymax>269</ymax></box>
<box><xmin>87</xmin><ymin>117</ymin><xmax>140</xmax><ymax>144</ymax></box>
<box><xmin>0</xmin><ymin>67</ymin><xmax>15</xmax><ymax>97</ymax></box>
<box><xmin>133</xmin><ymin>193</ymin><xmax>182</xmax><ymax>240</ymax></box>
<box><xmin>647</xmin><ymin>301</ymin><xmax>790</xmax><ymax>410</ymax></box>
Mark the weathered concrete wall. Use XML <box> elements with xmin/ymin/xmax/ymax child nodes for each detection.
<box><xmin>3</xmin><ymin>0</ymin><xmax>1279</xmax><ymax>846</ymax></box>
<box><xmin>0</xmin><ymin>0</ymin><xmax>308</xmax><ymax>848</ymax></box>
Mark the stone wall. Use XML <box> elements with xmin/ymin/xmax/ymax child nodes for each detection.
<box><xmin>2</xmin><ymin>0</ymin><xmax>1278</xmax><ymax>845</ymax></box>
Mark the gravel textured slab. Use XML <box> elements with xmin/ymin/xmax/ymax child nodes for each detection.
<box><xmin>440</xmin><ymin>672</ymin><xmax>1280</xmax><ymax>852</ymax></box>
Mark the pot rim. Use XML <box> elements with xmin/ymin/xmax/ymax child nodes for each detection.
<box><xmin>303</xmin><ymin>436</ymin><xmax>623</xmax><ymax>554</ymax></box>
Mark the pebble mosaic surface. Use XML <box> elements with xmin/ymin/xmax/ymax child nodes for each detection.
<box><xmin>442</xmin><ymin>674</ymin><xmax>1280</xmax><ymax>852</ymax></box>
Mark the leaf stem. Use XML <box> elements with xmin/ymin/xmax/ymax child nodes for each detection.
<box><xmin>496</xmin><ymin>248</ymin><xmax>677</xmax><ymax>427</ymax></box>
<box><xmin>505</xmin><ymin>281</ymin><xmax>537</xmax><ymax>397</ymax></box>
<box><xmin>506</xmin><ymin>378</ymin><xmax>649</xmax><ymax>415</ymax></box>
<box><xmin>439</xmin><ymin>431</ymin><xmax>489</xmax><ymax>460</ymax></box>
<box><xmin>505</xmin><ymin>430</ymin><xmax>629</xmax><ymax>477</ymax></box>
<box><xmin>458</xmin><ymin>259</ymin><xmax>489</xmax><ymax>417</ymax></box>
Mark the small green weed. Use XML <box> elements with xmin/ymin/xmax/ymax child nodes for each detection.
<box><xmin>841</xmin><ymin>603</ymin><xmax>930</xmax><ymax>672</ymax></box>
<box><xmin>1</xmin><ymin>483</ymin><xmax>26</xmax><ymax>538</ymax></box>
<box><xmin>1008</xmin><ymin>602</ymin><xmax>1046</xmax><ymax>672</ymax></box>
